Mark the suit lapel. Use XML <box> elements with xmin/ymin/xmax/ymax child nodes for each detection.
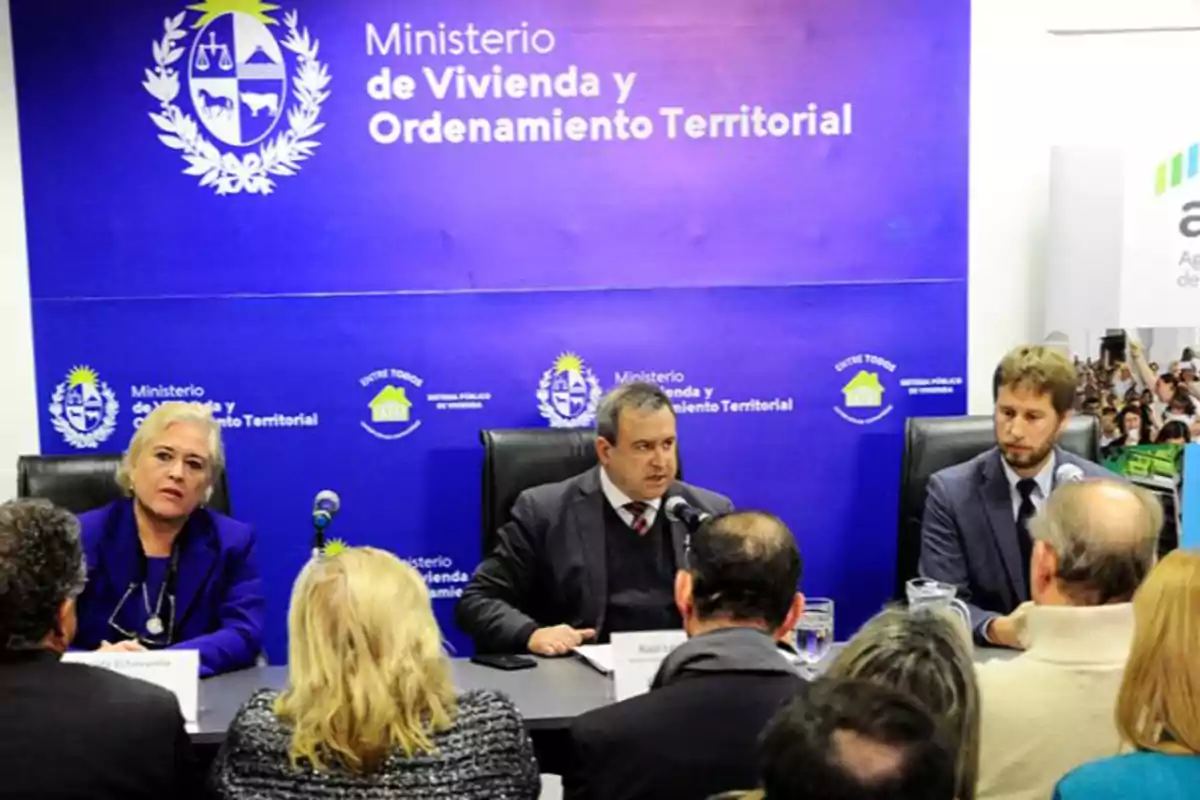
<box><xmin>574</xmin><ymin>469</ymin><xmax>608</xmax><ymax>631</ymax></box>
<box><xmin>172</xmin><ymin>512</ymin><xmax>220</xmax><ymax>633</ymax></box>
<box><xmin>979</xmin><ymin>451</ymin><xmax>1027</xmax><ymax>601</ymax></box>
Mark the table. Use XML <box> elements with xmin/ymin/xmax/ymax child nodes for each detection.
<box><xmin>197</xmin><ymin>655</ymin><xmax>612</xmax><ymax>747</ymax></box>
<box><xmin>197</xmin><ymin>645</ymin><xmax>1018</xmax><ymax>747</ymax></box>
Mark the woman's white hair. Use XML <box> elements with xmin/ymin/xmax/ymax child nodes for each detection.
<box><xmin>116</xmin><ymin>402</ymin><xmax>224</xmax><ymax>502</ymax></box>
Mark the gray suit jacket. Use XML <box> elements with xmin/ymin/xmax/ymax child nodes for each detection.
<box><xmin>917</xmin><ymin>447</ymin><xmax>1113</xmax><ymax>638</ymax></box>
<box><xmin>456</xmin><ymin>467</ymin><xmax>734</xmax><ymax>653</ymax></box>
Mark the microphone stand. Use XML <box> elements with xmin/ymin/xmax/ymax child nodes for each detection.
<box><xmin>312</xmin><ymin>515</ymin><xmax>329</xmax><ymax>558</ymax></box>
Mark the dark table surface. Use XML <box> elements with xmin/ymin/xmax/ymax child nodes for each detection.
<box><xmin>195</xmin><ymin>645</ymin><xmax>1018</xmax><ymax>747</ymax></box>
<box><xmin>196</xmin><ymin>655</ymin><xmax>614</xmax><ymax>746</ymax></box>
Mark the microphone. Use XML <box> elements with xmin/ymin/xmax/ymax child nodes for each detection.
<box><xmin>665</xmin><ymin>495</ymin><xmax>712</xmax><ymax>533</ymax></box>
<box><xmin>312</xmin><ymin>490</ymin><xmax>341</xmax><ymax>554</ymax></box>
<box><xmin>1055</xmin><ymin>464</ymin><xmax>1085</xmax><ymax>485</ymax></box>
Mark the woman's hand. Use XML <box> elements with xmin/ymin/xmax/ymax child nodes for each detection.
<box><xmin>99</xmin><ymin>640</ymin><xmax>147</xmax><ymax>653</ymax></box>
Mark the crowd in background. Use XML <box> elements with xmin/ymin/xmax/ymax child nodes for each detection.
<box><xmin>1074</xmin><ymin>340</ymin><xmax>1199</xmax><ymax>456</ymax></box>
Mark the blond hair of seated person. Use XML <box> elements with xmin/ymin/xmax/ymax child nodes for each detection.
<box><xmin>211</xmin><ymin>546</ymin><xmax>539</xmax><ymax>800</ymax></box>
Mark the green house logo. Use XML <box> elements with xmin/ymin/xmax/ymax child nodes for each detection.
<box><xmin>842</xmin><ymin>370</ymin><xmax>884</xmax><ymax>409</ymax></box>
<box><xmin>369</xmin><ymin>385</ymin><xmax>413</xmax><ymax>423</ymax></box>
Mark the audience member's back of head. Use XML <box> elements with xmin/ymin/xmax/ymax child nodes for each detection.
<box><xmin>825</xmin><ymin>606</ymin><xmax>979</xmax><ymax>800</ymax></box>
<box><xmin>0</xmin><ymin>499</ymin><xmax>85</xmax><ymax>654</ymax></box>
<box><xmin>276</xmin><ymin>546</ymin><xmax>457</xmax><ymax>772</ymax></box>
<box><xmin>1116</xmin><ymin>549</ymin><xmax>1200</xmax><ymax>755</ymax></box>
<box><xmin>755</xmin><ymin>678</ymin><xmax>956</xmax><ymax>800</ymax></box>
<box><xmin>1028</xmin><ymin>478</ymin><xmax>1162</xmax><ymax>607</ymax></box>
<box><xmin>686</xmin><ymin>511</ymin><xmax>801</xmax><ymax>630</ymax></box>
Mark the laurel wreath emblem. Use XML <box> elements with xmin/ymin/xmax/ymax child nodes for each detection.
<box><xmin>48</xmin><ymin>383</ymin><xmax>120</xmax><ymax>449</ymax></box>
<box><xmin>141</xmin><ymin>9</ymin><xmax>330</xmax><ymax>195</ymax></box>
<box><xmin>536</xmin><ymin>368</ymin><xmax>602</xmax><ymax>428</ymax></box>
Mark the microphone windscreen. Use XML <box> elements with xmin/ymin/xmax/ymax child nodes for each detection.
<box><xmin>1054</xmin><ymin>464</ymin><xmax>1085</xmax><ymax>484</ymax></box>
<box><xmin>314</xmin><ymin>489</ymin><xmax>341</xmax><ymax>512</ymax></box>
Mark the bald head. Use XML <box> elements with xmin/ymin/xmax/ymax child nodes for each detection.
<box><xmin>1029</xmin><ymin>478</ymin><xmax>1162</xmax><ymax>605</ymax></box>
<box><xmin>686</xmin><ymin>511</ymin><xmax>801</xmax><ymax>629</ymax></box>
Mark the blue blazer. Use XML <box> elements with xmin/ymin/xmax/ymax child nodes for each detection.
<box><xmin>918</xmin><ymin>446</ymin><xmax>1113</xmax><ymax>637</ymax></box>
<box><xmin>1055</xmin><ymin>752</ymin><xmax>1200</xmax><ymax>799</ymax></box>
<box><xmin>74</xmin><ymin>498</ymin><xmax>265</xmax><ymax>678</ymax></box>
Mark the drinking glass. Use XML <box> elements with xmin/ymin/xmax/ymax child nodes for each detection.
<box><xmin>793</xmin><ymin>597</ymin><xmax>834</xmax><ymax>675</ymax></box>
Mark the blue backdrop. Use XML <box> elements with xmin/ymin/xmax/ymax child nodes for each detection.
<box><xmin>11</xmin><ymin>0</ymin><xmax>969</xmax><ymax>659</ymax></box>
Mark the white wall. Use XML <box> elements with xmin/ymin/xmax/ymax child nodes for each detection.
<box><xmin>0</xmin><ymin>0</ymin><xmax>38</xmax><ymax>498</ymax></box>
<box><xmin>967</xmin><ymin>0</ymin><xmax>1052</xmax><ymax>411</ymax></box>
<box><xmin>0</xmin><ymin>1</ymin><xmax>1189</xmax><ymax>468</ymax></box>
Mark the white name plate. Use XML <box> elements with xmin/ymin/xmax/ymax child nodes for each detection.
<box><xmin>611</xmin><ymin>630</ymin><xmax>687</xmax><ymax>702</ymax></box>
<box><xmin>62</xmin><ymin>650</ymin><xmax>200</xmax><ymax>731</ymax></box>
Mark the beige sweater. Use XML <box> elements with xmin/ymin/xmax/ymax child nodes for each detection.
<box><xmin>976</xmin><ymin>603</ymin><xmax>1134</xmax><ymax>800</ymax></box>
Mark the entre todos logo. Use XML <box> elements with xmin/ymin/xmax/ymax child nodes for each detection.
<box><xmin>834</xmin><ymin>354</ymin><xmax>896</xmax><ymax>425</ymax></box>
<box><xmin>48</xmin><ymin>366</ymin><xmax>120</xmax><ymax>449</ymax></box>
<box><xmin>537</xmin><ymin>352</ymin><xmax>602</xmax><ymax>428</ymax></box>
<box><xmin>361</xmin><ymin>368</ymin><xmax>423</xmax><ymax>441</ymax></box>
<box><xmin>143</xmin><ymin>0</ymin><xmax>331</xmax><ymax>195</ymax></box>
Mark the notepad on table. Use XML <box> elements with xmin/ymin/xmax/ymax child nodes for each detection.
<box><xmin>573</xmin><ymin>644</ymin><xmax>615</xmax><ymax>675</ymax></box>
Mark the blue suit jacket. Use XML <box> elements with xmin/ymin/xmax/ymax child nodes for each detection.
<box><xmin>918</xmin><ymin>447</ymin><xmax>1113</xmax><ymax>638</ymax></box>
<box><xmin>74</xmin><ymin>499</ymin><xmax>265</xmax><ymax>678</ymax></box>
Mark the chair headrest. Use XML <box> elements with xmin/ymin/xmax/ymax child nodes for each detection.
<box><xmin>16</xmin><ymin>454</ymin><xmax>231</xmax><ymax>517</ymax></box>
<box><xmin>481</xmin><ymin>429</ymin><xmax>599</xmax><ymax>507</ymax></box>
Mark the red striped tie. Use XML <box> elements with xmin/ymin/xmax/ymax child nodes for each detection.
<box><xmin>625</xmin><ymin>501</ymin><xmax>650</xmax><ymax>534</ymax></box>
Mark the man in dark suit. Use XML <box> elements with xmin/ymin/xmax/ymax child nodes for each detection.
<box><xmin>457</xmin><ymin>381</ymin><xmax>733</xmax><ymax>655</ymax></box>
<box><xmin>563</xmin><ymin>510</ymin><xmax>806</xmax><ymax>800</ymax></box>
<box><xmin>0</xmin><ymin>499</ymin><xmax>196</xmax><ymax>800</ymax></box>
<box><xmin>919</xmin><ymin>345</ymin><xmax>1112</xmax><ymax>648</ymax></box>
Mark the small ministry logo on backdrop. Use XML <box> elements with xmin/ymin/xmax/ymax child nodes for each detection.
<box><xmin>143</xmin><ymin>0</ymin><xmax>331</xmax><ymax>195</ymax></box>
<box><xmin>833</xmin><ymin>354</ymin><xmax>895</xmax><ymax>425</ymax></box>
<box><xmin>537</xmin><ymin>352</ymin><xmax>603</xmax><ymax>428</ymax></box>
<box><xmin>359</xmin><ymin>368</ymin><xmax>491</xmax><ymax>441</ymax></box>
<box><xmin>361</xmin><ymin>368</ymin><xmax>424</xmax><ymax>441</ymax></box>
<box><xmin>49</xmin><ymin>366</ymin><xmax>120</xmax><ymax>449</ymax></box>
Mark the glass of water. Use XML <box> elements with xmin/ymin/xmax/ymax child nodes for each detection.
<box><xmin>794</xmin><ymin>597</ymin><xmax>834</xmax><ymax>675</ymax></box>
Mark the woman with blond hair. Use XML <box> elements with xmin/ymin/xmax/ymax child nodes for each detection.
<box><xmin>211</xmin><ymin>546</ymin><xmax>539</xmax><ymax>799</ymax></box>
<box><xmin>1054</xmin><ymin>550</ymin><xmax>1200</xmax><ymax>799</ymax></box>
<box><xmin>824</xmin><ymin>606</ymin><xmax>981</xmax><ymax>800</ymax></box>
<box><xmin>73</xmin><ymin>401</ymin><xmax>263</xmax><ymax>677</ymax></box>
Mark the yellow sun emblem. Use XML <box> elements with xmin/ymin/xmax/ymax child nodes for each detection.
<box><xmin>187</xmin><ymin>0</ymin><xmax>280</xmax><ymax>28</ymax></box>
<box><xmin>66</xmin><ymin>366</ymin><xmax>100</xmax><ymax>388</ymax></box>
<box><xmin>321</xmin><ymin>538</ymin><xmax>348</xmax><ymax>558</ymax></box>
<box><xmin>554</xmin><ymin>352</ymin><xmax>585</xmax><ymax>374</ymax></box>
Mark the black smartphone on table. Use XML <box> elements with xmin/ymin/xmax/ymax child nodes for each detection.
<box><xmin>470</xmin><ymin>653</ymin><xmax>538</xmax><ymax>671</ymax></box>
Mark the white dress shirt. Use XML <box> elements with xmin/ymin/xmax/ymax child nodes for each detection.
<box><xmin>1001</xmin><ymin>451</ymin><xmax>1056</xmax><ymax>521</ymax></box>
<box><xmin>599</xmin><ymin>467</ymin><xmax>661</xmax><ymax>532</ymax></box>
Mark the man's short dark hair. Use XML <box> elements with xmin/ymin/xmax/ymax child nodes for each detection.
<box><xmin>1158</xmin><ymin>373</ymin><xmax>1179</xmax><ymax>389</ymax></box>
<box><xmin>0</xmin><ymin>500</ymin><xmax>86</xmax><ymax>650</ymax></box>
<box><xmin>758</xmin><ymin>678</ymin><xmax>956</xmax><ymax>800</ymax></box>
<box><xmin>687</xmin><ymin>511</ymin><xmax>801</xmax><ymax>630</ymax></box>
<box><xmin>595</xmin><ymin>381</ymin><xmax>674</xmax><ymax>445</ymax></box>
<box><xmin>992</xmin><ymin>345</ymin><xmax>1078</xmax><ymax>416</ymax></box>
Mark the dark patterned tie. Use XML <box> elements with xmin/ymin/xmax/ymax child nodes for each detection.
<box><xmin>624</xmin><ymin>501</ymin><xmax>650</xmax><ymax>534</ymax></box>
<box><xmin>1016</xmin><ymin>478</ymin><xmax>1037</xmax><ymax>584</ymax></box>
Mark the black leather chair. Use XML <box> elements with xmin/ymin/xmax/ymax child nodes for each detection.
<box><xmin>479</xmin><ymin>429</ymin><xmax>599</xmax><ymax>558</ymax></box>
<box><xmin>895</xmin><ymin>415</ymin><xmax>1100</xmax><ymax>598</ymax></box>
<box><xmin>16</xmin><ymin>454</ymin><xmax>231</xmax><ymax>517</ymax></box>
<box><xmin>478</xmin><ymin>428</ymin><xmax>683</xmax><ymax>557</ymax></box>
